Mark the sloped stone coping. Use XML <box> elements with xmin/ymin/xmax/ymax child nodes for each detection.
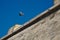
<box><xmin>1</xmin><ymin>3</ymin><xmax>60</xmax><ymax>40</ymax></box>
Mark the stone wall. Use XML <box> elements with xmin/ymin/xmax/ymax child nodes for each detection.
<box><xmin>54</xmin><ymin>0</ymin><xmax>60</xmax><ymax>4</ymax></box>
<box><xmin>7</xmin><ymin>9</ymin><xmax>60</xmax><ymax>40</ymax></box>
<box><xmin>1</xmin><ymin>0</ymin><xmax>60</xmax><ymax>40</ymax></box>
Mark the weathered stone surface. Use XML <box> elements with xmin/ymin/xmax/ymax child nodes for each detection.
<box><xmin>8</xmin><ymin>24</ymin><xmax>22</xmax><ymax>35</ymax></box>
<box><xmin>1</xmin><ymin>0</ymin><xmax>60</xmax><ymax>40</ymax></box>
<box><xmin>7</xmin><ymin>10</ymin><xmax>60</xmax><ymax>40</ymax></box>
<box><xmin>54</xmin><ymin>0</ymin><xmax>60</xmax><ymax>4</ymax></box>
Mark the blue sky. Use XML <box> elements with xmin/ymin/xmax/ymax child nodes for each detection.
<box><xmin>0</xmin><ymin>0</ymin><xmax>53</xmax><ymax>38</ymax></box>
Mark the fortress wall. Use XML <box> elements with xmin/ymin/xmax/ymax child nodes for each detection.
<box><xmin>8</xmin><ymin>6</ymin><xmax>60</xmax><ymax>40</ymax></box>
<box><xmin>1</xmin><ymin>0</ymin><xmax>60</xmax><ymax>40</ymax></box>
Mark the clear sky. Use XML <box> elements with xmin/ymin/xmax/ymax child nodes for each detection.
<box><xmin>0</xmin><ymin>0</ymin><xmax>53</xmax><ymax>38</ymax></box>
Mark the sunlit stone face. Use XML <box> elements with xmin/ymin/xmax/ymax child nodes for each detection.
<box><xmin>13</xmin><ymin>24</ymin><xmax>22</xmax><ymax>31</ymax></box>
<box><xmin>7</xmin><ymin>24</ymin><xmax>22</xmax><ymax>35</ymax></box>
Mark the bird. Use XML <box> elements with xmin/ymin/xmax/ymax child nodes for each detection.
<box><xmin>19</xmin><ymin>11</ymin><xmax>24</xmax><ymax>16</ymax></box>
